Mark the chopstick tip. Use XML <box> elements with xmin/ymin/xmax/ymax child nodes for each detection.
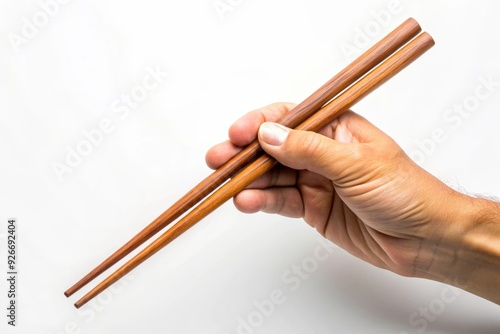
<box><xmin>419</xmin><ymin>31</ymin><xmax>436</xmax><ymax>48</ymax></box>
<box><xmin>64</xmin><ymin>285</ymin><xmax>77</xmax><ymax>298</ymax></box>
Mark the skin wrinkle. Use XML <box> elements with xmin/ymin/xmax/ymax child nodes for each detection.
<box><xmin>424</xmin><ymin>235</ymin><xmax>443</xmax><ymax>273</ymax></box>
<box><xmin>331</xmin><ymin>196</ymin><xmax>347</xmax><ymax>247</ymax></box>
<box><xmin>299</xmin><ymin>193</ymin><xmax>306</xmax><ymax>219</ymax></box>
<box><xmin>340</xmin><ymin>200</ymin><xmax>363</xmax><ymax>257</ymax></box>
<box><xmin>411</xmin><ymin>238</ymin><xmax>424</xmax><ymax>277</ymax></box>
<box><xmin>351</xmin><ymin>211</ymin><xmax>385</xmax><ymax>269</ymax></box>
<box><xmin>357</xmin><ymin>217</ymin><xmax>372</xmax><ymax>250</ymax></box>
<box><xmin>296</xmin><ymin>129</ymin><xmax>325</xmax><ymax>169</ymax></box>
<box><xmin>319</xmin><ymin>187</ymin><xmax>336</xmax><ymax>238</ymax></box>
<box><xmin>361</xmin><ymin>216</ymin><xmax>401</xmax><ymax>271</ymax></box>
<box><xmin>367</xmin><ymin>227</ymin><xmax>396</xmax><ymax>271</ymax></box>
<box><xmin>283</xmin><ymin>168</ymin><xmax>305</xmax><ymax>219</ymax></box>
<box><xmin>446</xmin><ymin>239</ymin><xmax>464</xmax><ymax>285</ymax></box>
<box><xmin>274</xmin><ymin>189</ymin><xmax>286</xmax><ymax>215</ymax></box>
<box><xmin>268</xmin><ymin>166</ymin><xmax>281</xmax><ymax>188</ymax></box>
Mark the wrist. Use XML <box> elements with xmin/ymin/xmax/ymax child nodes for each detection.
<box><xmin>415</xmin><ymin>193</ymin><xmax>500</xmax><ymax>304</ymax></box>
<box><xmin>459</xmin><ymin>198</ymin><xmax>500</xmax><ymax>303</ymax></box>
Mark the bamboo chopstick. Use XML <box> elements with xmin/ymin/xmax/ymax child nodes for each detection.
<box><xmin>72</xmin><ymin>29</ymin><xmax>435</xmax><ymax>309</ymax></box>
<box><xmin>64</xmin><ymin>18</ymin><xmax>422</xmax><ymax>299</ymax></box>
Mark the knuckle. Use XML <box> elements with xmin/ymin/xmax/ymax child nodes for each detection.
<box><xmin>298</xmin><ymin>132</ymin><xmax>325</xmax><ymax>159</ymax></box>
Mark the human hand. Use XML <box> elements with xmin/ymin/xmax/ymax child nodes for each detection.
<box><xmin>206</xmin><ymin>102</ymin><xmax>500</xmax><ymax>304</ymax></box>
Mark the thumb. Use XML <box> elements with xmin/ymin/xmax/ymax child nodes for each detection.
<box><xmin>258</xmin><ymin>122</ymin><xmax>355</xmax><ymax>181</ymax></box>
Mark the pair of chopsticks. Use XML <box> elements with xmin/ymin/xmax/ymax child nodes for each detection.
<box><xmin>65</xmin><ymin>18</ymin><xmax>434</xmax><ymax>308</ymax></box>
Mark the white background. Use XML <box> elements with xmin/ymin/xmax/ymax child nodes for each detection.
<box><xmin>1</xmin><ymin>0</ymin><xmax>500</xmax><ymax>333</ymax></box>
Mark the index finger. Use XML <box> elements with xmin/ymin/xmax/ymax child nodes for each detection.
<box><xmin>228</xmin><ymin>102</ymin><xmax>296</xmax><ymax>147</ymax></box>
<box><xmin>205</xmin><ymin>102</ymin><xmax>296</xmax><ymax>170</ymax></box>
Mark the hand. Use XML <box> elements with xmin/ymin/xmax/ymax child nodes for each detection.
<box><xmin>206</xmin><ymin>102</ymin><xmax>500</xmax><ymax>304</ymax></box>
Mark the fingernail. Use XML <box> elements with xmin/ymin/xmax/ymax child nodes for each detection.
<box><xmin>259</xmin><ymin>122</ymin><xmax>289</xmax><ymax>146</ymax></box>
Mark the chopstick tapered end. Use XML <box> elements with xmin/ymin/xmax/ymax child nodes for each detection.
<box><xmin>74</xmin><ymin>295</ymin><xmax>90</xmax><ymax>309</ymax></box>
<box><xmin>64</xmin><ymin>285</ymin><xmax>79</xmax><ymax>298</ymax></box>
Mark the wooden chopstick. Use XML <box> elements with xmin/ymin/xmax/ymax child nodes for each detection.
<box><xmin>64</xmin><ymin>18</ymin><xmax>421</xmax><ymax>298</ymax></box>
<box><xmin>73</xmin><ymin>30</ymin><xmax>435</xmax><ymax>309</ymax></box>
